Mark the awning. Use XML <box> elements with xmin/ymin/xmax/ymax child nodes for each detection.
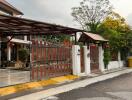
<box><xmin>0</xmin><ymin>14</ymin><xmax>84</xmax><ymax>36</ymax></box>
<box><xmin>11</xmin><ymin>38</ymin><xmax>31</xmax><ymax>44</ymax></box>
<box><xmin>79</xmin><ymin>32</ymin><xmax>108</xmax><ymax>43</ymax></box>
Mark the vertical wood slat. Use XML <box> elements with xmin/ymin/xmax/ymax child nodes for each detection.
<box><xmin>43</xmin><ymin>41</ymin><xmax>46</xmax><ymax>63</ymax></box>
<box><xmin>36</xmin><ymin>39</ymin><xmax>39</xmax><ymax>80</ymax></box>
<box><xmin>31</xmin><ymin>40</ymin><xmax>35</xmax><ymax>80</ymax></box>
<box><xmin>31</xmin><ymin>39</ymin><xmax>72</xmax><ymax>81</ymax></box>
<box><xmin>44</xmin><ymin>41</ymin><xmax>47</xmax><ymax>77</ymax></box>
<box><xmin>40</xmin><ymin>40</ymin><xmax>43</xmax><ymax>79</ymax></box>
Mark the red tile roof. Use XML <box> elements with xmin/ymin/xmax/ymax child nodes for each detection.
<box><xmin>84</xmin><ymin>32</ymin><xmax>108</xmax><ymax>41</ymax></box>
<box><xmin>79</xmin><ymin>32</ymin><xmax>108</xmax><ymax>42</ymax></box>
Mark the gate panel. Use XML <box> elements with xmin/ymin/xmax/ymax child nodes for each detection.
<box><xmin>31</xmin><ymin>37</ymin><xmax>72</xmax><ymax>81</ymax></box>
<box><xmin>90</xmin><ymin>45</ymin><xmax>99</xmax><ymax>72</ymax></box>
<box><xmin>80</xmin><ymin>47</ymin><xmax>85</xmax><ymax>73</ymax></box>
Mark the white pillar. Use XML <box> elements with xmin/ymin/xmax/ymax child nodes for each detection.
<box><xmin>72</xmin><ymin>45</ymin><xmax>81</xmax><ymax>75</ymax></box>
<box><xmin>99</xmin><ymin>46</ymin><xmax>105</xmax><ymax>71</ymax></box>
<box><xmin>83</xmin><ymin>46</ymin><xmax>91</xmax><ymax>75</ymax></box>
<box><xmin>118</xmin><ymin>51</ymin><xmax>122</xmax><ymax>68</ymax></box>
<box><xmin>7</xmin><ymin>45</ymin><xmax>11</xmax><ymax>61</ymax></box>
<box><xmin>24</xmin><ymin>36</ymin><xmax>27</xmax><ymax>41</ymax></box>
<box><xmin>7</xmin><ymin>36</ymin><xmax>12</xmax><ymax>61</ymax></box>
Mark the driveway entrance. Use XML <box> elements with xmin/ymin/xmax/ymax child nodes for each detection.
<box><xmin>31</xmin><ymin>39</ymin><xmax>72</xmax><ymax>81</ymax></box>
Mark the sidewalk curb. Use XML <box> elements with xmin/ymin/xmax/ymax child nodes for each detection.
<box><xmin>11</xmin><ymin>68</ymin><xmax>132</xmax><ymax>100</ymax></box>
<box><xmin>0</xmin><ymin>75</ymin><xmax>79</xmax><ymax>97</ymax></box>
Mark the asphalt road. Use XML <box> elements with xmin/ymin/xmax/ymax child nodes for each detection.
<box><xmin>46</xmin><ymin>72</ymin><xmax>132</xmax><ymax>100</ymax></box>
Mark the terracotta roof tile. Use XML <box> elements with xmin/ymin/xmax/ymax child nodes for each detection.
<box><xmin>79</xmin><ymin>32</ymin><xmax>108</xmax><ymax>43</ymax></box>
<box><xmin>84</xmin><ymin>32</ymin><xmax>108</xmax><ymax>41</ymax></box>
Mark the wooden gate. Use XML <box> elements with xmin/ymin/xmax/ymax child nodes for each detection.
<box><xmin>31</xmin><ymin>38</ymin><xmax>72</xmax><ymax>81</ymax></box>
<box><xmin>80</xmin><ymin>47</ymin><xmax>85</xmax><ymax>73</ymax></box>
<box><xmin>90</xmin><ymin>45</ymin><xmax>99</xmax><ymax>72</ymax></box>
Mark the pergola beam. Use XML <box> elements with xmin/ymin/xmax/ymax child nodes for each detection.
<box><xmin>1</xmin><ymin>31</ymin><xmax>77</xmax><ymax>36</ymax></box>
<box><xmin>0</xmin><ymin>14</ymin><xmax>84</xmax><ymax>36</ymax></box>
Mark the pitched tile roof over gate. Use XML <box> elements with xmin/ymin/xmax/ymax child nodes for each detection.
<box><xmin>0</xmin><ymin>0</ymin><xmax>23</xmax><ymax>15</ymax></box>
<box><xmin>79</xmin><ymin>32</ymin><xmax>108</xmax><ymax>43</ymax></box>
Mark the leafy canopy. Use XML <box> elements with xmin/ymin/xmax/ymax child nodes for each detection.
<box><xmin>97</xmin><ymin>11</ymin><xmax>131</xmax><ymax>52</ymax></box>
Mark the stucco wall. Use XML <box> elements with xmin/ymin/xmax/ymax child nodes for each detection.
<box><xmin>107</xmin><ymin>61</ymin><xmax>124</xmax><ymax>69</ymax></box>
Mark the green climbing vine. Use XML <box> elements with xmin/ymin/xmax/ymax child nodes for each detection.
<box><xmin>103</xmin><ymin>48</ymin><xmax>111</xmax><ymax>69</ymax></box>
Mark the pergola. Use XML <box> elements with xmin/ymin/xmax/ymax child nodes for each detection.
<box><xmin>0</xmin><ymin>14</ymin><xmax>83</xmax><ymax>37</ymax></box>
<box><xmin>0</xmin><ymin>14</ymin><xmax>84</xmax><ymax>82</ymax></box>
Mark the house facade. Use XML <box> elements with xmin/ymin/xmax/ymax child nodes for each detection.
<box><xmin>0</xmin><ymin>0</ymin><xmax>126</xmax><ymax>87</ymax></box>
<box><xmin>0</xmin><ymin>0</ymin><xmax>30</xmax><ymax>67</ymax></box>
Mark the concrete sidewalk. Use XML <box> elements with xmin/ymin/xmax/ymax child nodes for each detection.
<box><xmin>11</xmin><ymin>68</ymin><xmax>132</xmax><ymax>100</ymax></box>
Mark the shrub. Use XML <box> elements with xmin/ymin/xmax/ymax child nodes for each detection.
<box><xmin>103</xmin><ymin>48</ymin><xmax>111</xmax><ymax>69</ymax></box>
<box><xmin>18</xmin><ymin>48</ymin><xmax>29</xmax><ymax>62</ymax></box>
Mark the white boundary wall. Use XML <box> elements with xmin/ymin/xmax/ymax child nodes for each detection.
<box><xmin>72</xmin><ymin>45</ymin><xmax>124</xmax><ymax>76</ymax></box>
<box><xmin>107</xmin><ymin>51</ymin><xmax>124</xmax><ymax>70</ymax></box>
<box><xmin>108</xmin><ymin>61</ymin><xmax>124</xmax><ymax>69</ymax></box>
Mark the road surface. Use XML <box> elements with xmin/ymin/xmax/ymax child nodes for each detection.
<box><xmin>45</xmin><ymin>72</ymin><xmax>132</xmax><ymax>100</ymax></box>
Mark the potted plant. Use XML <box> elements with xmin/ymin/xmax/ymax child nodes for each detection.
<box><xmin>18</xmin><ymin>48</ymin><xmax>29</xmax><ymax>68</ymax></box>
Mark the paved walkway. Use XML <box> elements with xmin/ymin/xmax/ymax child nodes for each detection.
<box><xmin>11</xmin><ymin>68</ymin><xmax>132</xmax><ymax>100</ymax></box>
<box><xmin>0</xmin><ymin>69</ymin><xmax>30</xmax><ymax>87</ymax></box>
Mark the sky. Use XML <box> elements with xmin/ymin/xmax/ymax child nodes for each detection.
<box><xmin>7</xmin><ymin>0</ymin><xmax>132</xmax><ymax>28</ymax></box>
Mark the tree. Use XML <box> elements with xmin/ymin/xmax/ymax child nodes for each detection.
<box><xmin>71</xmin><ymin>0</ymin><xmax>112</xmax><ymax>33</ymax></box>
<box><xmin>97</xmin><ymin>11</ymin><xmax>131</xmax><ymax>60</ymax></box>
<box><xmin>97</xmin><ymin>11</ymin><xmax>130</xmax><ymax>34</ymax></box>
<box><xmin>103</xmin><ymin>48</ymin><xmax>111</xmax><ymax>69</ymax></box>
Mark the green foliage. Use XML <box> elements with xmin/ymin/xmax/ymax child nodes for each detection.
<box><xmin>103</xmin><ymin>48</ymin><xmax>111</xmax><ymax>69</ymax></box>
<box><xmin>125</xmin><ymin>30</ymin><xmax>132</xmax><ymax>49</ymax></box>
<box><xmin>97</xmin><ymin>11</ymin><xmax>131</xmax><ymax>52</ymax></box>
<box><xmin>42</xmin><ymin>34</ymin><xmax>71</xmax><ymax>42</ymax></box>
<box><xmin>86</xmin><ymin>23</ymin><xmax>99</xmax><ymax>33</ymax></box>
<box><xmin>18</xmin><ymin>48</ymin><xmax>29</xmax><ymax>62</ymax></box>
<box><xmin>97</xmin><ymin>11</ymin><xmax>130</xmax><ymax>33</ymax></box>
